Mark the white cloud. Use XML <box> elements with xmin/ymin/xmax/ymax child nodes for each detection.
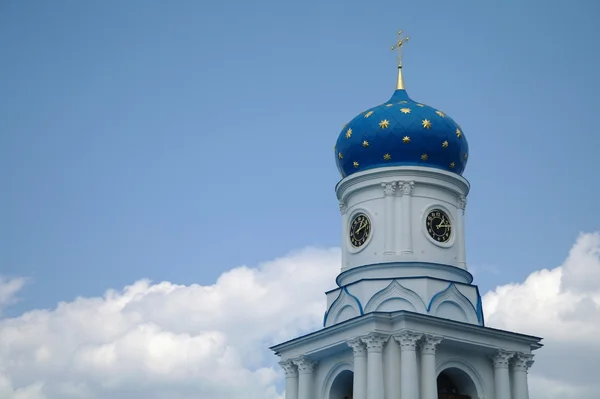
<box><xmin>484</xmin><ymin>232</ymin><xmax>600</xmax><ymax>399</ymax></box>
<box><xmin>0</xmin><ymin>276</ymin><xmax>27</xmax><ymax>314</ymax></box>
<box><xmin>528</xmin><ymin>374</ymin><xmax>594</xmax><ymax>399</ymax></box>
<box><xmin>0</xmin><ymin>248</ymin><xmax>340</xmax><ymax>399</ymax></box>
<box><xmin>1</xmin><ymin>232</ymin><xmax>599</xmax><ymax>399</ymax></box>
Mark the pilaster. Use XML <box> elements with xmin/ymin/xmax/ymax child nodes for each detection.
<box><xmin>419</xmin><ymin>335</ymin><xmax>443</xmax><ymax>399</ymax></box>
<box><xmin>384</xmin><ymin>332</ymin><xmax>401</xmax><ymax>399</ymax></box>
<box><xmin>293</xmin><ymin>356</ymin><xmax>315</xmax><ymax>399</ymax></box>
<box><xmin>382</xmin><ymin>181</ymin><xmax>397</xmax><ymax>255</ymax></box>
<box><xmin>397</xmin><ymin>181</ymin><xmax>415</xmax><ymax>255</ymax></box>
<box><xmin>347</xmin><ymin>338</ymin><xmax>368</xmax><ymax>399</ymax></box>
<box><xmin>492</xmin><ymin>349</ymin><xmax>514</xmax><ymax>399</ymax></box>
<box><xmin>456</xmin><ymin>194</ymin><xmax>467</xmax><ymax>267</ymax></box>
<box><xmin>512</xmin><ymin>352</ymin><xmax>534</xmax><ymax>399</ymax></box>
<box><xmin>395</xmin><ymin>330</ymin><xmax>422</xmax><ymax>399</ymax></box>
<box><xmin>339</xmin><ymin>200</ymin><xmax>348</xmax><ymax>270</ymax></box>
<box><xmin>362</xmin><ymin>333</ymin><xmax>388</xmax><ymax>399</ymax></box>
<box><xmin>279</xmin><ymin>360</ymin><xmax>299</xmax><ymax>399</ymax></box>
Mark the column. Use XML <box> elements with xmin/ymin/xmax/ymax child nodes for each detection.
<box><xmin>294</xmin><ymin>356</ymin><xmax>315</xmax><ymax>399</ymax></box>
<box><xmin>398</xmin><ymin>181</ymin><xmax>415</xmax><ymax>255</ymax></box>
<box><xmin>419</xmin><ymin>335</ymin><xmax>443</xmax><ymax>399</ymax></box>
<box><xmin>279</xmin><ymin>360</ymin><xmax>299</xmax><ymax>399</ymax></box>
<box><xmin>381</xmin><ymin>182</ymin><xmax>397</xmax><ymax>255</ymax></box>
<box><xmin>456</xmin><ymin>195</ymin><xmax>467</xmax><ymax>268</ymax></box>
<box><xmin>492</xmin><ymin>349</ymin><xmax>513</xmax><ymax>399</ymax></box>
<box><xmin>395</xmin><ymin>330</ymin><xmax>422</xmax><ymax>399</ymax></box>
<box><xmin>511</xmin><ymin>352</ymin><xmax>534</xmax><ymax>399</ymax></box>
<box><xmin>384</xmin><ymin>333</ymin><xmax>402</xmax><ymax>399</ymax></box>
<box><xmin>347</xmin><ymin>338</ymin><xmax>368</xmax><ymax>399</ymax></box>
<box><xmin>361</xmin><ymin>333</ymin><xmax>388</xmax><ymax>399</ymax></box>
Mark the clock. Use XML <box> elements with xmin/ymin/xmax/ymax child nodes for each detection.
<box><xmin>426</xmin><ymin>209</ymin><xmax>452</xmax><ymax>243</ymax></box>
<box><xmin>349</xmin><ymin>213</ymin><xmax>371</xmax><ymax>248</ymax></box>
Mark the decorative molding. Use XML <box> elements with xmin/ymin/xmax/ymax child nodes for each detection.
<box><xmin>361</xmin><ymin>333</ymin><xmax>389</xmax><ymax>353</ymax></box>
<box><xmin>339</xmin><ymin>200</ymin><xmax>347</xmax><ymax>215</ymax></box>
<box><xmin>279</xmin><ymin>359</ymin><xmax>298</xmax><ymax>377</ymax></box>
<box><xmin>394</xmin><ymin>330</ymin><xmax>422</xmax><ymax>351</ymax></box>
<box><xmin>347</xmin><ymin>337</ymin><xmax>367</xmax><ymax>357</ymax></box>
<box><xmin>398</xmin><ymin>180</ymin><xmax>415</xmax><ymax>196</ymax></box>
<box><xmin>344</xmin><ymin>287</ymin><xmax>364</xmax><ymax>313</ymax></box>
<box><xmin>335</xmin><ymin>262</ymin><xmax>474</xmax><ymax>287</ymax></box>
<box><xmin>323</xmin><ymin>287</ymin><xmax>363</xmax><ymax>327</ymax></box>
<box><xmin>271</xmin><ymin>310</ymin><xmax>542</xmax><ymax>356</ymax></box>
<box><xmin>427</xmin><ymin>283</ymin><xmax>479</xmax><ymax>325</ymax></box>
<box><xmin>436</xmin><ymin>357</ymin><xmax>485</xmax><ymax>398</ymax></box>
<box><xmin>491</xmin><ymin>349</ymin><xmax>514</xmax><ymax>369</ymax></box>
<box><xmin>512</xmin><ymin>352</ymin><xmax>534</xmax><ymax>372</ymax></box>
<box><xmin>336</xmin><ymin>165</ymin><xmax>470</xmax><ymax>205</ymax></box>
<box><xmin>420</xmin><ymin>334</ymin><xmax>443</xmax><ymax>355</ymax></box>
<box><xmin>293</xmin><ymin>356</ymin><xmax>316</xmax><ymax>374</ymax></box>
<box><xmin>457</xmin><ymin>194</ymin><xmax>467</xmax><ymax>210</ymax></box>
<box><xmin>381</xmin><ymin>181</ymin><xmax>397</xmax><ymax>196</ymax></box>
<box><xmin>364</xmin><ymin>279</ymin><xmax>427</xmax><ymax>313</ymax></box>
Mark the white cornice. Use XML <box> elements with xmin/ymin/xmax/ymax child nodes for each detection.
<box><xmin>270</xmin><ymin>311</ymin><xmax>542</xmax><ymax>358</ymax></box>
<box><xmin>335</xmin><ymin>262</ymin><xmax>474</xmax><ymax>287</ymax></box>
<box><xmin>335</xmin><ymin>166</ymin><xmax>470</xmax><ymax>202</ymax></box>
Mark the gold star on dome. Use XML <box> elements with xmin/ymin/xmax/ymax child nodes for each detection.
<box><xmin>383</xmin><ymin>153</ymin><xmax>391</xmax><ymax>161</ymax></box>
<box><xmin>402</xmin><ymin>136</ymin><xmax>410</xmax><ymax>143</ymax></box>
<box><xmin>400</xmin><ymin>108</ymin><xmax>411</xmax><ymax>114</ymax></box>
<box><xmin>364</xmin><ymin>111</ymin><xmax>374</xmax><ymax>118</ymax></box>
<box><xmin>450</xmin><ymin>162</ymin><xmax>455</xmax><ymax>169</ymax></box>
<box><xmin>417</xmin><ymin>103</ymin><xmax>424</xmax><ymax>107</ymax></box>
<box><xmin>379</xmin><ymin>119</ymin><xmax>390</xmax><ymax>129</ymax></box>
<box><xmin>400</xmin><ymin>100</ymin><xmax>408</xmax><ymax>104</ymax></box>
<box><xmin>338</xmin><ymin>152</ymin><xmax>343</xmax><ymax>159</ymax></box>
<box><xmin>456</xmin><ymin>128</ymin><xmax>462</xmax><ymax>138</ymax></box>
<box><xmin>463</xmin><ymin>153</ymin><xmax>468</xmax><ymax>160</ymax></box>
<box><xmin>386</xmin><ymin>103</ymin><xmax>393</xmax><ymax>107</ymax></box>
<box><xmin>346</xmin><ymin>128</ymin><xmax>353</xmax><ymax>139</ymax></box>
<box><xmin>421</xmin><ymin>153</ymin><xmax>429</xmax><ymax>161</ymax></box>
<box><xmin>362</xmin><ymin>140</ymin><xmax>369</xmax><ymax>147</ymax></box>
<box><xmin>422</xmin><ymin>119</ymin><xmax>432</xmax><ymax>129</ymax></box>
<box><xmin>436</xmin><ymin>110</ymin><xmax>445</xmax><ymax>118</ymax></box>
<box><xmin>442</xmin><ymin>140</ymin><xmax>449</xmax><ymax>148</ymax></box>
<box><xmin>353</xmin><ymin>161</ymin><xmax>359</xmax><ymax>168</ymax></box>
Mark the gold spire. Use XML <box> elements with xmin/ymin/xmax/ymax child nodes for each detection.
<box><xmin>391</xmin><ymin>30</ymin><xmax>410</xmax><ymax>90</ymax></box>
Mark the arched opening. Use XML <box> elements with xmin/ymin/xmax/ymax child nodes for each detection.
<box><xmin>437</xmin><ymin>367</ymin><xmax>477</xmax><ymax>399</ymax></box>
<box><xmin>329</xmin><ymin>369</ymin><xmax>353</xmax><ymax>399</ymax></box>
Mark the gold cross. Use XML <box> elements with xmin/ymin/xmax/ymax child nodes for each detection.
<box><xmin>391</xmin><ymin>30</ymin><xmax>410</xmax><ymax>67</ymax></box>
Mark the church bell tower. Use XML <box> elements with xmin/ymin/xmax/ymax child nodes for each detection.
<box><xmin>271</xmin><ymin>31</ymin><xmax>542</xmax><ymax>399</ymax></box>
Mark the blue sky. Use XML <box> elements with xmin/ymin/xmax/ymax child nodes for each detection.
<box><xmin>2</xmin><ymin>0</ymin><xmax>599</xmax><ymax>317</ymax></box>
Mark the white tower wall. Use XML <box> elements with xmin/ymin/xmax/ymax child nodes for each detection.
<box><xmin>337</xmin><ymin>166</ymin><xmax>469</xmax><ymax>275</ymax></box>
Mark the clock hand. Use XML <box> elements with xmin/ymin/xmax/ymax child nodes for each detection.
<box><xmin>355</xmin><ymin>221</ymin><xmax>366</xmax><ymax>234</ymax></box>
<box><xmin>437</xmin><ymin>217</ymin><xmax>449</xmax><ymax>229</ymax></box>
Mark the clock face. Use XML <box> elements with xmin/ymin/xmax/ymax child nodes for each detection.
<box><xmin>426</xmin><ymin>209</ymin><xmax>452</xmax><ymax>243</ymax></box>
<box><xmin>349</xmin><ymin>213</ymin><xmax>371</xmax><ymax>248</ymax></box>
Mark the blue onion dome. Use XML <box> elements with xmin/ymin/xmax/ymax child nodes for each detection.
<box><xmin>334</xmin><ymin>73</ymin><xmax>469</xmax><ymax>178</ymax></box>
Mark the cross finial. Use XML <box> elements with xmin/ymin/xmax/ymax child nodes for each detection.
<box><xmin>391</xmin><ymin>30</ymin><xmax>409</xmax><ymax>90</ymax></box>
<box><xmin>391</xmin><ymin>30</ymin><xmax>410</xmax><ymax>67</ymax></box>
